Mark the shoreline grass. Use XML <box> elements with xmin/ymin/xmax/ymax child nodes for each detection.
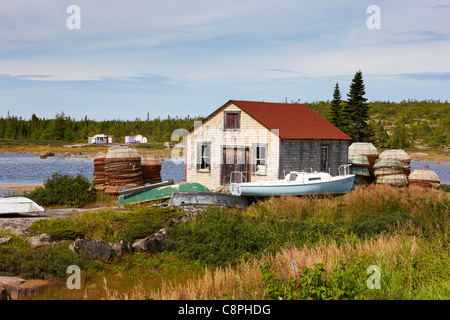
<box><xmin>2</xmin><ymin>184</ymin><xmax>448</xmax><ymax>300</ymax></box>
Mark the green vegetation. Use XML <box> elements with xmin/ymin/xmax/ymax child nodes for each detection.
<box><xmin>1</xmin><ymin>184</ymin><xmax>448</xmax><ymax>300</ymax></box>
<box><xmin>0</xmin><ymin>112</ymin><xmax>202</xmax><ymax>143</ymax></box>
<box><xmin>0</xmin><ymin>236</ymin><xmax>83</xmax><ymax>280</ymax></box>
<box><xmin>1</xmin><ymin>88</ymin><xmax>449</xmax><ymax>149</ymax></box>
<box><xmin>307</xmin><ymin>97</ymin><xmax>450</xmax><ymax>149</ymax></box>
<box><xmin>260</xmin><ymin>261</ymin><xmax>365</xmax><ymax>300</ymax></box>
<box><xmin>29</xmin><ymin>206</ymin><xmax>184</xmax><ymax>242</ymax></box>
<box><xmin>342</xmin><ymin>70</ymin><xmax>371</xmax><ymax>142</ymax></box>
<box><xmin>26</xmin><ymin>173</ymin><xmax>97</xmax><ymax>207</ymax></box>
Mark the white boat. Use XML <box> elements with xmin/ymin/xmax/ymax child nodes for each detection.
<box><xmin>0</xmin><ymin>197</ymin><xmax>45</xmax><ymax>215</ymax></box>
<box><xmin>230</xmin><ymin>165</ymin><xmax>355</xmax><ymax>197</ymax></box>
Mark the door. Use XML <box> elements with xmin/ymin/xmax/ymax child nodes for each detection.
<box><xmin>221</xmin><ymin>146</ymin><xmax>250</xmax><ymax>185</ymax></box>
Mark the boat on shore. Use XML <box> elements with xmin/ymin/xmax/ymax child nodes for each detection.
<box><xmin>168</xmin><ymin>191</ymin><xmax>248</xmax><ymax>207</ymax></box>
<box><xmin>118</xmin><ymin>182</ymin><xmax>210</xmax><ymax>206</ymax></box>
<box><xmin>0</xmin><ymin>197</ymin><xmax>45</xmax><ymax>215</ymax></box>
<box><xmin>230</xmin><ymin>165</ymin><xmax>355</xmax><ymax>197</ymax></box>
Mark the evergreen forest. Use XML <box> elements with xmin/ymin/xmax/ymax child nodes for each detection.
<box><xmin>0</xmin><ymin>96</ymin><xmax>449</xmax><ymax>149</ymax></box>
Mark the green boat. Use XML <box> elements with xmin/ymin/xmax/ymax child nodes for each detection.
<box><xmin>118</xmin><ymin>182</ymin><xmax>210</xmax><ymax>206</ymax></box>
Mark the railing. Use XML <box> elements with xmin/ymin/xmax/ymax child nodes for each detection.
<box><xmin>230</xmin><ymin>171</ymin><xmax>248</xmax><ymax>184</ymax></box>
<box><xmin>281</xmin><ymin>168</ymin><xmax>314</xmax><ymax>179</ymax></box>
<box><xmin>338</xmin><ymin>164</ymin><xmax>352</xmax><ymax>176</ymax></box>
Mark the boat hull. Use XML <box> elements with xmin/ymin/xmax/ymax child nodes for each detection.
<box><xmin>231</xmin><ymin>175</ymin><xmax>355</xmax><ymax>197</ymax></box>
<box><xmin>169</xmin><ymin>191</ymin><xmax>248</xmax><ymax>207</ymax></box>
<box><xmin>118</xmin><ymin>182</ymin><xmax>209</xmax><ymax>206</ymax></box>
<box><xmin>0</xmin><ymin>197</ymin><xmax>45</xmax><ymax>215</ymax></box>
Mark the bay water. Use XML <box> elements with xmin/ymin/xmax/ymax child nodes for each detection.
<box><xmin>0</xmin><ymin>153</ymin><xmax>448</xmax><ymax>196</ymax></box>
<box><xmin>0</xmin><ymin>153</ymin><xmax>185</xmax><ymax>196</ymax></box>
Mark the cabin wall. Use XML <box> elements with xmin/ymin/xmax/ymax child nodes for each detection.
<box><xmin>280</xmin><ymin>139</ymin><xmax>349</xmax><ymax>177</ymax></box>
<box><xmin>185</xmin><ymin>103</ymin><xmax>280</xmax><ymax>190</ymax></box>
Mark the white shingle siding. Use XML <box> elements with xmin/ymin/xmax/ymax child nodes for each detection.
<box><xmin>185</xmin><ymin>103</ymin><xmax>280</xmax><ymax>190</ymax></box>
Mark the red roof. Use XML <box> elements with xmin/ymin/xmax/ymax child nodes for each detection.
<box><xmin>230</xmin><ymin>100</ymin><xmax>352</xmax><ymax>140</ymax></box>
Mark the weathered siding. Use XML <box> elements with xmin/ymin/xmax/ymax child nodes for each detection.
<box><xmin>186</xmin><ymin>103</ymin><xmax>280</xmax><ymax>190</ymax></box>
<box><xmin>280</xmin><ymin>139</ymin><xmax>349</xmax><ymax>177</ymax></box>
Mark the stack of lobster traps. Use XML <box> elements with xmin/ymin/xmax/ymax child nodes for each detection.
<box><xmin>141</xmin><ymin>154</ymin><xmax>162</xmax><ymax>184</ymax></box>
<box><xmin>348</xmin><ymin>142</ymin><xmax>378</xmax><ymax>186</ymax></box>
<box><xmin>104</xmin><ymin>147</ymin><xmax>144</xmax><ymax>195</ymax></box>
<box><xmin>92</xmin><ymin>147</ymin><xmax>163</xmax><ymax>195</ymax></box>
<box><xmin>408</xmin><ymin>169</ymin><xmax>440</xmax><ymax>189</ymax></box>
<box><xmin>92</xmin><ymin>151</ymin><xmax>107</xmax><ymax>191</ymax></box>
<box><xmin>379</xmin><ymin>149</ymin><xmax>411</xmax><ymax>176</ymax></box>
<box><xmin>373</xmin><ymin>158</ymin><xmax>408</xmax><ymax>187</ymax></box>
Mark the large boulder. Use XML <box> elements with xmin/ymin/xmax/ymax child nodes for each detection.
<box><xmin>0</xmin><ymin>236</ymin><xmax>12</xmax><ymax>246</ymax></box>
<box><xmin>28</xmin><ymin>233</ymin><xmax>56</xmax><ymax>249</ymax></box>
<box><xmin>110</xmin><ymin>240</ymin><xmax>134</xmax><ymax>256</ymax></box>
<box><xmin>69</xmin><ymin>239</ymin><xmax>112</xmax><ymax>261</ymax></box>
<box><xmin>132</xmin><ymin>229</ymin><xmax>168</xmax><ymax>254</ymax></box>
<box><xmin>0</xmin><ymin>276</ymin><xmax>53</xmax><ymax>300</ymax></box>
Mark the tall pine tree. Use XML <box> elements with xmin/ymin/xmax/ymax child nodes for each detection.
<box><xmin>330</xmin><ymin>82</ymin><xmax>343</xmax><ymax>130</ymax></box>
<box><xmin>342</xmin><ymin>70</ymin><xmax>371</xmax><ymax>142</ymax></box>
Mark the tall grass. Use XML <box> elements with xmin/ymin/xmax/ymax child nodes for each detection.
<box><xmin>112</xmin><ymin>227</ymin><xmax>448</xmax><ymax>300</ymax></box>
<box><xmin>23</xmin><ymin>184</ymin><xmax>450</xmax><ymax>300</ymax></box>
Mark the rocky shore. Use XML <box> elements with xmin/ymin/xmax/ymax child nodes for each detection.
<box><xmin>0</xmin><ymin>205</ymin><xmax>201</xmax><ymax>299</ymax></box>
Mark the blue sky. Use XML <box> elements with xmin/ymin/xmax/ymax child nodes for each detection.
<box><xmin>0</xmin><ymin>0</ymin><xmax>449</xmax><ymax>120</ymax></box>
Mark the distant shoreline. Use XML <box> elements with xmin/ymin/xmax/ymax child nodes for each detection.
<box><xmin>0</xmin><ymin>184</ymin><xmax>43</xmax><ymax>191</ymax></box>
<box><xmin>0</xmin><ymin>145</ymin><xmax>173</xmax><ymax>161</ymax></box>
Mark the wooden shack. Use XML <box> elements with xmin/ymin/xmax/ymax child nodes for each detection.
<box><xmin>184</xmin><ymin>100</ymin><xmax>352</xmax><ymax>190</ymax></box>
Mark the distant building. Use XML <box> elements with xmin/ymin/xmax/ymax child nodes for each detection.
<box><xmin>134</xmin><ymin>134</ymin><xmax>148</xmax><ymax>143</ymax></box>
<box><xmin>125</xmin><ymin>134</ymin><xmax>148</xmax><ymax>143</ymax></box>
<box><xmin>88</xmin><ymin>134</ymin><xmax>115</xmax><ymax>144</ymax></box>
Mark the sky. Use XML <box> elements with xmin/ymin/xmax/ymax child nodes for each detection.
<box><xmin>0</xmin><ymin>0</ymin><xmax>449</xmax><ymax>120</ymax></box>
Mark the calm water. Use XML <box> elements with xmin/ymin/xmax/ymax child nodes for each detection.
<box><xmin>0</xmin><ymin>153</ymin><xmax>186</xmax><ymax>196</ymax></box>
<box><xmin>0</xmin><ymin>153</ymin><xmax>448</xmax><ymax>196</ymax></box>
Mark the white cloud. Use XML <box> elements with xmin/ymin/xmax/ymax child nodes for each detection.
<box><xmin>0</xmin><ymin>0</ymin><xmax>449</xmax><ymax>119</ymax></box>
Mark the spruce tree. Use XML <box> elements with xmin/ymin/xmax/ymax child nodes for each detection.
<box><xmin>330</xmin><ymin>82</ymin><xmax>343</xmax><ymax>130</ymax></box>
<box><xmin>343</xmin><ymin>70</ymin><xmax>371</xmax><ymax>142</ymax></box>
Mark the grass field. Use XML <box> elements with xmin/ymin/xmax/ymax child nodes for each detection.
<box><xmin>1</xmin><ymin>184</ymin><xmax>448</xmax><ymax>300</ymax></box>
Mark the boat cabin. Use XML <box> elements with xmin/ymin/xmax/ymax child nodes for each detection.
<box><xmin>184</xmin><ymin>100</ymin><xmax>352</xmax><ymax>191</ymax></box>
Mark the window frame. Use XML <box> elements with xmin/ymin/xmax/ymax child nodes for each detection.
<box><xmin>321</xmin><ymin>145</ymin><xmax>329</xmax><ymax>173</ymax></box>
<box><xmin>197</xmin><ymin>142</ymin><xmax>211</xmax><ymax>172</ymax></box>
<box><xmin>223</xmin><ymin>111</ymin><xmax>241</xmax><ymax>131</ymax></box>
<box><xmin>252</xmin><ymin>143</ymin><xmax>267</xmax><ymax>175</ymax></box>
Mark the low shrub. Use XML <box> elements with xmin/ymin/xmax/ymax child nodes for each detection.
<box><xmin>29</xmin><ymin>219</ymin><xmax>88</xmax><ymax>240</ymax></box>
<box><xmin>29</xmin><ymin>206</ymin><xmax>184</xmax><ymax>242</ymax></box>
<box><xmin>260</xmin><ymin>261</ymin><xmax>366</xmax><ymax>300</ymax></box>
<box><xmin>166</xmin><ymin>208</ymin><xmax>272</xmax><ymax>265</ymax></box>
<box><xmin>26</xmin><ymin>172</ymin><xmax>96</xmax><ymax>207</ymax></box>
<box><xmin>0</xmin><ymin>238</ymin><xmax>83</xmax><ymax>280</ymax></box>
<box><xmin>350</xmin><ymin>212</ymin><xmax>420</xmax><ymax>237</ymax></box>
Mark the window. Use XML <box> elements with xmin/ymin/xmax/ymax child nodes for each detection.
<box><xmin>224</xmin><ymin>111</ymin><xmax>240</xmax><ymax>130</ymax></box>
<box><xmin>253</xmin><ymin>144</ymin><xmax>267</xmax><ymax>174</ymax></box>
<box><xmin>321</xmin><ymin>146</ymin><xmax>329</xmax><ymax>172</ymax></box>
<box><xmin>197</xmin><ymin>142</ymin><xmax>211</xmax><ymax>172</ymax></box>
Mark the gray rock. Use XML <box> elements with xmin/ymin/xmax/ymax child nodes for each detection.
<box><xmin>69</xmin><ymin>239</ymin><xmax>112</xmax><ymax>261</ymax></box>
<box><xmin>0</xmin><ymin>285</ymin><xmax>11</xmax><ymax>300</ymax></box>
<box><xmin>0</xmin><ymin>236</ymin><xmax>12</xmax><ymax>246</ymax></box>
<box><xmin>132</xmin><ymin>228</ymin><xmax>168</xmax><ymax>253</ymax></box>
<box><xmin>0</xmin><ymin>277</ymin><xmax>53</xmax><ymax>300</ymax></box>
<box><xmin>28</xmin><ymin>233</ymin><xmax>56</xmax><ymax>249</ymax></box>
<box><xmin>110</xmin><ymin>240</ymin><xmax>134</xmax><ymax>256</ymax></box>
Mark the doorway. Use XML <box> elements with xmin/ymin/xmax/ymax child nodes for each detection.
<box><xmin>221</xmin><ymin>146</ymin><xmax>250</xmax><ymax>185</ymax></box>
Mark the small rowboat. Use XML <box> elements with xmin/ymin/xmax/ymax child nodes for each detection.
<box><xmin>0</xmin><ymin>197</ymin><xmax>45</xmax><ymax>215</ymax></box>
<box><xmin>230</xmin><ymin>165</ymin><xmax>355</xmax><ymax>197</ymax></box>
